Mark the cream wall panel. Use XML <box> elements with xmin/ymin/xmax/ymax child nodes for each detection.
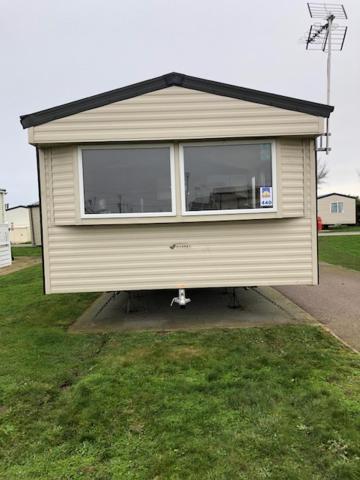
<box><xmin>50</xmin><ymin>146</ymin><xmax>77</xmax><ymax>225</ymax></box>
<box><xmin>0</xmin><ymin>193</ymin><xmax>5</xmax><ymax>224</ymax></box>
<box><xmin>5</xmin><ymin>207</ymin><xmax>30</xmax><ymax>228</ymax></box>
<box><xmin>318</xmin><ymin>194</ymin><xmax>356</xmax><ymax>225</ymax></box>
<box><xmin>29</xmin><ymin>206</ymin><xmax>42</xmax><ymax>246</ymax></box>
<box><xmin>279</xmin><ymin>139</ymin><xmax>304</xmax><ymax>217</ymax></box>
<box><xmin>31</xmin><ymin>87</ymin><xmax>323</xmax><ymax>144</ymax></box>
<box><xmin>9</xmin><ymin>227</ymin><xmax>31</xmax><ymax>244</ymax></box>
<box><xmin>39</xmin><ymin>137</ymin><xmax>317</xmax><ymax>293</ymax></box>
<box><xmin>44</xmin><ymin>219</ymin><xmax>314</xmax><ymax>293</ymax></box>
<box><xmin>39</xmin><ymin>149</ymin><xmax>51</xmax><ymax>292</ymax></box>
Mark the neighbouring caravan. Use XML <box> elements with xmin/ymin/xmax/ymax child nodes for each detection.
<box><xmin>20</xmin><ymin>73</ymin><xmax>333</xmax><ymax>298</ymax></box>
<box><xmin>0</xmin><ymin>189</ymin><xmax>11</xmax><ymax>268</ymax></box>
<box><xmin>6</xmin><ymin>203</ymin><xmax>42</xmax><ymax>245</ymax></box>
<box><xmin>318</xmin><ymin>193</ymin><xmax>357</xmax><ymax>226</ymax></box>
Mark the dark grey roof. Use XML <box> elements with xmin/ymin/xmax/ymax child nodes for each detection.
<box><xmin>20</xmin><ymin>72</ymin><xmax>334</xmax><ymax>128</ymax></box>
<box><xmin>6</xmin><ymin>202</ymin><xmax>39</xmax><ymax>211</ymax></box>
<box><xmin>6</xmin><ymin>205</ymin><xmax>28</xmax><ymax>211</ymax></box>
<box><xmin>318</xmin><ymin>193</ymin><xmax>358</xmax><ymax>200</ymax></box>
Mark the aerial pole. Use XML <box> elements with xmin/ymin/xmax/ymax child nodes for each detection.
<box><xmin>326</xmin><ymin>13</ymin><xmax>334</xmax><ymax>152</ymax></box>
<box><xmin>326</xmin><ymin>14</ymin><xmax>334</xmax><ymax>106</ymax></box>
<box><xmin>305</xmin><ymin>3</ymin><xmax>348</xmax><ymax>154</ymax></box>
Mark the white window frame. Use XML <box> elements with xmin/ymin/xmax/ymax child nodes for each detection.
<box><xmin>78</xmin><ymin>143</ymin><xmax>176</xmax><ymax>219</ymax></box>
<box><xmin>179</xmin><ymin>139</ymin><xmax>277</xmax><ymax>216</ymax></box>
<box><xmin>330</xmin><ymin>201</ymin><xmax>344</xmax><ymax>214</ymax></box>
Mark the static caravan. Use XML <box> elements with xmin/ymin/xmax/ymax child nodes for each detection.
<box><xmin>318</xmin><ymin>193</ymin><xmax>357</xmax><ymax>226</ymax></box>
<box><xmin>6</xmin><ymin>203</ymin><xmax>42</xmax><ymax>246</ymax></box>
<box><xmin>20</xmin><ymin>73</ymin><xmax>333</xmax><ymax>303</ymax></box>
<box><xmin>0</xmin><ymin>189</ymin><xmax>11</xmax><ymax>268</ymax></box>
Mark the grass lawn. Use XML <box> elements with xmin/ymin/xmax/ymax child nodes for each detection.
<box><xmin>322</xmin><ymin>226</ymin><xmax>360</xmax><ymax>233</ymax></box>
<box><xmin>11</xmin><ymin>245</ymin><xmax>42</xmax><ymax>257</ymax></box>
<box><xmin>0</xmin><ymin>266</ymin><xmax>359</xmax><ymax>479</ymax></box>
<box><xmin>319</xmin><ymin>235</ymin><xmax>360</xmax><ymax>271</ymax></box>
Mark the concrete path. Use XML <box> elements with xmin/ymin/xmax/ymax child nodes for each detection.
<box><xmin>319</xmin><ymin>231</ymin><xmax>360</xmax><ymax>236</ymax></box>
<box><xmin>0</xmin><ymin>257</ymin><xmax>41</xmax><ymax>276</ymax></box>
<box><xmin>277</xmin><ymin>263</ymin><xmax>360</xmax><ymax>351</ymax></box>
<box><xmin>70</xmin><ymin>286</ymin><xmax>316</xmax><ymax>334</ymax></box>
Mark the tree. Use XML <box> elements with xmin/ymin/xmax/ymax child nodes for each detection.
<box><xmin>317</xmin><ymin>158</ymin><xmax>329</xmax><ymax>184</ymax></box>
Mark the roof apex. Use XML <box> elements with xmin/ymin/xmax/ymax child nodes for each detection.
<box><xmin>318</xmin><ymin>192</ymin><xmax>358</xmax><ymax>200</ymax></box>
<box><xmin>20</xmin><ymin>72</ymin><xmax>334</xmax><ymax>129</ymax></box>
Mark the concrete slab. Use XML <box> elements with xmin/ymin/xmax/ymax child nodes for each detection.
<box><xmin>70</xmin><ymin>287</ymin><xmax>317</xmax><ymax>334</ymax></box>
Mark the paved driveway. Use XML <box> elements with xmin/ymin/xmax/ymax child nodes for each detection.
<box><xmin>277</xmin><ymin>263</ymin><xmax>360</xmax><ymax>351</ymax></box>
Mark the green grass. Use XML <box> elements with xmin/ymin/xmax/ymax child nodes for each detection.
<box><xmin>0</xmin><ymin>266</ymin><xmax>359</xmax><ymax>479</ymax></box>
<box><xmin>11</xmin><ymin>245</ymin><xmax>42</xmax><ymax>257</ymax></box>
<box><xmin>319</xmin><ymin>235</ymin><xmax>360</xmax><ymax>271</ymax></box>
<box><xmin>322</xmin><ymin>226</ymin><xmax>360</xmax><ymax>233</ymax></box>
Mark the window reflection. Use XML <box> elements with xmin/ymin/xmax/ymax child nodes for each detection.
<box><xmin>82</xmin><ymin>147</ymin><xmax>172</xmax><ymax>215</ymax></box>
<box><xmin>183</xmin><ymin>143</ymin><xmax>273</xmax><ymax>211</ymax></box>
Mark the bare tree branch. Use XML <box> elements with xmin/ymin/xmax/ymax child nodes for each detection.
<box><xmin>317</xmin><ymin>159</ymin><xmax>329</xmax><ymax>184</ymax></box>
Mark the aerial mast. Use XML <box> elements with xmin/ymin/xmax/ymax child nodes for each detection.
<box><xmin>305</xmin><ymin>2</ymin><xmax>348</xmax><ymax>154</ymax></box>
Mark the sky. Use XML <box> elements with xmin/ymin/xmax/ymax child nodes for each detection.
<box><xmin>1</xmin><ymin>0</ymin><xmax>359</xmax><ymax>206</ymax></box>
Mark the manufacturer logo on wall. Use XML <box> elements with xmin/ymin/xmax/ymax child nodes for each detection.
<box><xmin>260</xmin><ymin>187</ymin><xmax>273</xmax><ymax>207</ymax></box>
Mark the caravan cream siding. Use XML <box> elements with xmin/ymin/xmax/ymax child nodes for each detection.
<box><xmin>318</xmin><ymin>194</ymin><xmax>356</xmax><ymax>225</ymax></box>
<box><xmin>29</xmin><ymin>87</ymin><xmax>323</xmax><ymax>144</ymax></box>
<box><xmin>39</xmin><ymin>138</ymin><xmax>317</xmax><ymax>294</ymax></box>
<box><xmin>29</xmin><ymin>206</ymin><xmax>42</xmax><ymax>245</ymax></box>
<box><xmin>0</xmin><ymin>193</ymin><xmax>5</xmax><ymax>224</ymax></box>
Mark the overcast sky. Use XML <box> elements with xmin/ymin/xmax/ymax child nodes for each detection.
<box><xmin>1</xmin><ymin>0</ymin><xmax>359</xmax><ymax>206</ymax></box>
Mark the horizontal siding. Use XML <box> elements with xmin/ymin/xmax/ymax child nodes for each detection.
<box><xmin>31</xmin><ymin>87</ymin><xmax>323</xmax><ymax>144</ymax></box>
<box><xmin>39</xmin><ymin>136</ymin><xmax>316</xmax><ymax>293</ymax></box>
<box><xmin>280</xmin><ymin>139</ymin><xmax>304</xmax><ymax>217</ymax></box>
<box><xmin>0</xmin><ymin>224</ymin><xmax>11</xmax><ymax>268</ymax></box>
<box><xmin>0</xmin><ymin>247</ymin><xmax>11</xmax><ymax>268</ymax></box>
<box><xmin>44</xmin><ymin>219</ymin><xmax>314</xmax><ymax>293</ymax></box>
<box><xmin>51</xmin><ymin>147</ymin><xmax>77</xmax><ymax>225</ymax></box>
<box><xmin>0</xmin><ymin>194</ymin><xmax>5</xmax><ymax>224</ymax></box>
<box><xmin>30</xmin><ymin>206</ymin><xmax>42</xmax><ymax>246</ymax></box>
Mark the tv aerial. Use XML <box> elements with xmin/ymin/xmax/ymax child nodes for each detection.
<box><xmin>305</xmin><ymin>3</ymin><xmax>348</xmax><ymax>154</ymax></box>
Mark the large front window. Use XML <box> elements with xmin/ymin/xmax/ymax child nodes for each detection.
<box><xmin>180</xmin><ymin>142</ymin><xmax>275</xmax><ymax>214</ymax></box>
<box><xmin>80</xmin><ymin>145</ymin><xmax>174</xmax><ymax>217</ymax></box>
<box><xmin>79</xmin><ymin>141</ymin><xmax>276</xmax><ymax>219</ymax></box>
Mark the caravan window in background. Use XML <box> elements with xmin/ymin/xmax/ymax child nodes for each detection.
<box><xmin>331</xmin><ymin>201</ymin><xmax>344</xmax><ymax>214</ymax></box>
<box><xmin>180</xmin><ymin>141</ymin><xmax>276</xmax><ymax>215</ymax></box>
<box><xmin>80</xmin><ymin>145</ymin><xmax>175</xmax><ymax>218</ymax></box>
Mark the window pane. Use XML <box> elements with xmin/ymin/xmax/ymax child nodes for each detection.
<box><xmin>331</xmin><ymin>202</ymin><xmax>338</xmax><ymax>213</ymax></box>
<box><xmin>82</xmin><ymin>147</ymin><xmax>172</xmax><ymax>215</ymax></box>
<box><xmin>338</xmin><ymin>202</ymin><xmax>344</xmax><ymax>213</ymax></box>
<box><xmin>183</xmin><ymin>143</ymin><xmax>273</xmax><ymax>212</ymax></box>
